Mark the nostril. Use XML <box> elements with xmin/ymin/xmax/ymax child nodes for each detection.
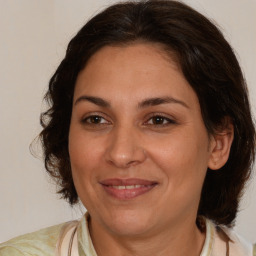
<box><xmin>105</xmin><ymin>146</ymin><xmax>147</xmax><ymax>168</ymax></box>
<box><xmin>104</xmin><ymin>129</ymin><xmax>147</xmax><ymax>168</ymax></box>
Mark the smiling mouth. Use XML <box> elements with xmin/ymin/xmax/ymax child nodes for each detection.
<box><xmin>108</xmin><ymin>185</ymin><xmax>152</xmax><ymax>189</ymax></box>
<box><xmin>99</xmin><ymin>179</ymin><xmax>158</xmax><ymax>200</ymax></box>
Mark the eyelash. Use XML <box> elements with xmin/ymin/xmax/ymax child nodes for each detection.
<box><xmin>81</xmin><ymin>114</ymin><xmax>110</xmax><ymax>125</ymax></box>
<box><xmin>144</xmin><ymin>114</ymin><xmax>176</xmax><ymax>127</ymax></box>
<box><xmin>81</xmin><ymin>113</ymin><xmax>176</xmax><ymax>127</ymax></box>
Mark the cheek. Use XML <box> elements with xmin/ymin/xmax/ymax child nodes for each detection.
<box><xmin>68</xmin><ymin>131</ymin><xmax>106</xmax><ymax>208</ymax></box>
<box><xmin>148</xmin><ymin>129</ymin><xmax>210</xmax><ymax>186</ymax></box>
<box><xmin>68</xmin><ymin>128</ymin><xmax>103</xmax><ymax>184</ymax></box>
<box><xmin>148</xmin><ymin>131</ymin><xmax>210</xmax><ymax>213</ymax></box>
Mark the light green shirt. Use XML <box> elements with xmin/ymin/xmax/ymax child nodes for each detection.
<box><xmin>0</xmin><ymin>222</ymin><xmax>64</xmax><ymax>255</ymax></box>
<box><xmin>0</xmin><ymin>213</ymin><xmax>97</xmax><ymax>256</ymax></box>
<box><xmin>0</xmin><ymin>213</ymin><xmax>254</xmax><ymax>256</ymax></box>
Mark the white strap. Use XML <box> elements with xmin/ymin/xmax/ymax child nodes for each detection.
<box><xmin>71</xmin><ymin>227</ymin><xmax>79</xmax><ymax>256</ymax></box>
<box><xmin>55</xmin><ymin>221</ymin><xmax>79</xmax><ymax>256</ymax></box>
<box><xmin>213</xmin><ymin>226</ymin><xmax>254</xmax><ymax>256</ymax></box>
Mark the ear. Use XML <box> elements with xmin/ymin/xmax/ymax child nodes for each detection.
<box><xmin>208</xmin><ymin>118</ymin><xmax>234</xmax><ymax>170</ymax></box>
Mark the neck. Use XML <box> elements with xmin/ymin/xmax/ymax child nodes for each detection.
<box><xmin>88</xmin><ymin>216</ymin><xmax>206</xmax><ymax>256</ymax></box>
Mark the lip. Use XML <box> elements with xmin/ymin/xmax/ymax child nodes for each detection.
<box><xmin>99</xmin><ymin>178</ymin><xmax>158</xmax><ymax>200</ymax></box>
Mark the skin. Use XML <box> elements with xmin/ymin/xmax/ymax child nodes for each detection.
<box><xmin>69</xmin><ymin>43</ymin><xmax>233</xmax><ymax>256</ymax></box>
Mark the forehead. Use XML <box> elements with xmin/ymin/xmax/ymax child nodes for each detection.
<box><xmin>74</xmin><ymin>43</ymin><xmax>198</xmax><ymax>108</ymax></box>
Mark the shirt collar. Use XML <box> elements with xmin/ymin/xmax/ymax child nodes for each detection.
<box><xmin>77</xmin><ymin>213</ymin><xmax>216</xmax><ymax>256</ymax></box>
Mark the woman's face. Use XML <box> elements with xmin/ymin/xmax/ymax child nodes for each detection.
<box><xmin>69</xmin><ymin>43</ymin><xmax>215</xmax><ymax>236</ymax></box>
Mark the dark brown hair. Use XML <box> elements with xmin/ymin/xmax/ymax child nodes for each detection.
<box><xmin>40</xmin><ymin>0</ymin><xmax>255</xmax><ymax>226</ymax></box>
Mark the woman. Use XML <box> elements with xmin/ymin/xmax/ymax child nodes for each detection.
<box><xmin>1</xmin><ymin>0</ymin><xmax>255</xmax><ymax>255</ymax></box>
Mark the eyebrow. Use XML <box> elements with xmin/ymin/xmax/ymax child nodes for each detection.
<box><xmin>74</xmin><ymin>96</ymin><xmax>110</xmax><ymax>107</ymax></box>
<box><xmin>138</xmin><ymin>96</ymin><xmax>189</xmax><ymax>109</ymax></box>
<box><xmin>74</xmin><ymin>95</ymin><xmax>189</xmax><ymax>109</ymax></box>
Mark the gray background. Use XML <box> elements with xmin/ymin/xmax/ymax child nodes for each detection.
<box><xmin>0</xmin><ymin>0</ymin><xmax>255</xmax><ymax>243</ymax></box>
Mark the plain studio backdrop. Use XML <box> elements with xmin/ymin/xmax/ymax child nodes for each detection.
<box><xmin>0</xmin><ymin>0</ymin><xmax>255</xmax><ymax>243</ymax></box>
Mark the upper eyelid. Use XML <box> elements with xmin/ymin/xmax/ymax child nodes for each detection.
<box><xmin>144</xmin><ymin>113</ymin><xmax>175</xmax><ymax>121</ymax></box>
<box><xmin>81</xmin><ymin>115</ymin><xmax>111</xmax><ymax>126</ymax></box>
<box><xmin>80</xmin><ymin>111</ymin><xmax>177</xmax><ymax>124</ymax></box>
<box><xmin>146</xmin><ymin>118</ymin><xmax>175</xmax><ymax>124</ymax></box>
<box><xmin>81</xmin><ymin>111</ymin><xmax>110</xmax><ymax>120</ymax></box>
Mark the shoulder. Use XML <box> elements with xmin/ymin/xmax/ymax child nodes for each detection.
<box><xmin>222</xmin><ymin>227</ymin><xmax>254</xmax><ymax>256</ymax></box>
<box><xmin>209</xmin><ymin>220</ymin><xmax>254</xmax><ymax>256</ymax></box>
<box><xmin>0</xmin><ymin>221</ymin><xmax>76</xmax><ymax>256</ymax></box>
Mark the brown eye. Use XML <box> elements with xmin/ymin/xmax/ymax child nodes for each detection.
<box><xmin>152</xmin><ymin>116</ymin><xmax>165</xmax><ymax>125</ymax></box>
<box><xmin>146</xmin><ymin>115</ymin><xmax>176</xmax><ymax>126</ymax></box>
<box><xmin>82</xmin><ymin>115</ymin><xmax>108</xmax><ymax>124</ymax></box>
<box><xmin>89</xmin><ymin>116</ymin><xmax>102</xmax><ymax>124</ymax></box>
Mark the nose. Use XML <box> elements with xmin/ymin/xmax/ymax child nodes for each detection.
<box><xmin>105</xmin><ymin>125</ymin><xmax>147</xmax><ymax>168</ymax></box>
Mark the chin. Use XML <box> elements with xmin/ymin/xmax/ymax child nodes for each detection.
<box><xmin>104</xmin><ymin>210</ymin><xmax>153</xmax><ymax>236</ymax></box>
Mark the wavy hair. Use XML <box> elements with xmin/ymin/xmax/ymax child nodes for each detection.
<box><xmin>40</xmin><ymin>0</ymin><xmax>255</xmax><ymax>226</ymax></box>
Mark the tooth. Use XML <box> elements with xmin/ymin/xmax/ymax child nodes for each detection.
<box><xmin>110</xmin><ymin>184</ymin><xmax>151</xmax><ymax>189</ymax></box>
<box><xmin>126</xmin><ymin>185</ymin><xmax>135</xmax><ymax>189</ymax></box>
<box><xmin>113</xmin><ymin>185</ymin><xmax>125</xmax><ymax>189</ymax></box>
